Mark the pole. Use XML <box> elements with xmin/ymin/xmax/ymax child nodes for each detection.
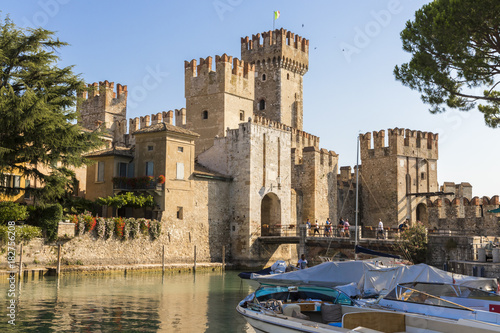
<box><xmin>355</xmin><ymin>134</ymin><xmax>360</xmax><ymax>260</ymax></box>
<box><xmin>57</xmin><ymin>244</ymin><xmax>61</xmax><ymax>276</ymax></box>
<box><xmin>273</xmin><ymin>12</ymin><xmax>275</xmax><ymax>30</ymax></box>
<box><xmin>222</xmin><ymin>245</ymin><xmax>225</xmax><ymax>270</ymax></box>
<box><xmin>18</xmin><ymin>243</ymin><xmax>23</xmax><ymax>280</ymax></box>
<box><xmin>162</xmin><ymin>245</ymin><xmax>165</xmax><ymax>274</ymax></box>
<box><xmin>193</xmin><ymin>245</ymin><xmax>197</xmax><ymax>272</ymax></box>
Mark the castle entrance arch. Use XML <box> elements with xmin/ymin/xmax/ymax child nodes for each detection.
<box><xmin>261</xmin><ymin>192</ymin><xmax>281</xmax><ymax>236</ymax></box>
<box><xmin>416</xmin><ymin>203</ymin><xmax>428</xmax><ymax>226</ymax></box>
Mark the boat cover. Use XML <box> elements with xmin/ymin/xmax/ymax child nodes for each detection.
<box><xmin>251</xmin><ymin>261</ymin><xmax>498</xmax><ymax>296</ymax></box>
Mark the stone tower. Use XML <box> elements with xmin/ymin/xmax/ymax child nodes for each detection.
<box><xmin>183</xmin><ymin>54</ymin><xmax>255</xmax><ymax>156</ymax></box>
<box><xmin>77</xmin><ymin>80</ymin><xmax>128</xmax><ymax>143</ymax></box>
<box><xmin>241</xmin><ymin>28</ymin><xmax>309</xmax><ymax>130</ymax></box>
<box><xmin>359</xmin><ymin>128</ymin><xmax>439</xmax><ymax>227</ymax></box>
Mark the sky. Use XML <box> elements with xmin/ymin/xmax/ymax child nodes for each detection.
<box><xmin>2</xmin><ymin>0</ymin><xmax>499</xmax><ymax>197</ymax></box>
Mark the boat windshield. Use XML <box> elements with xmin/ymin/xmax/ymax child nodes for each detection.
<box><xmin>383</xmin><ymin>284</ymin><xmax>475</xmax><ymax>310</ymax></box>
<box><xmin>254</xmin><ymin>285</ymin><xmax>353</xmax><ymax>305</ymax></box>
<box><xmin>403</xmin><ymin>282</ymin><xmax>500</xmax><ymax>300</ymax></box>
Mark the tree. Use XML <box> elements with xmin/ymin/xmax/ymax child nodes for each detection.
<box><xmin>0</xmin><ymin>16</ymin><xmax>102</xmax><ymax>202</ymax></box>
<box><xmin>393</xmin><ymin>222</ymin><xmax>428</xmax><ymax>264</ymax></box>
<box><xmin>394</xmin><ymin>0</ymin><xmax>500</xmax><ymax>128</ymax></box>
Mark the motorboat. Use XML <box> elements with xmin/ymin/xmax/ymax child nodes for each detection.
<box><xmin>239</xmin><ymin>260</ymin><xmax>298</xmax><ymax>288</ymax></box>
<box><xmin>370</xmin><ymin>282</ymin><xmax>500</xmax><ymax>325</ymax></box>
<box><xmin>236</xmin><ymin>284</ymin><xmax>500</xmax><ymax>332</ymax></box>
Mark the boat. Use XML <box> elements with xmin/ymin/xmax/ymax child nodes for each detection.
<box><xmin>236</xmin><ymin>284</ymin><xmax>500</xmax><ymax>332</ymax></box>
<box><xmin>239</xmin><ymin>260</ymin><xmax>298</xmax><ymax>288</ymax></box>
<box><xmin>369</xmin><ymin>282</ymin><xmax>500</xmax><ymax>325</ymax></box>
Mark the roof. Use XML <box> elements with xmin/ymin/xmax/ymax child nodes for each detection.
<box><xmin>194</xmin><ymin>163</ymin><xmax>232</xmax><ymax>181</ymax></box>
<box><xmin>133</xmin><ymin>122</ymin><xmax>199</xmax><ymax>137</ymax></box>
<box><xmin>85</xmin><ymin>146</ymin><xmax>134</xmax><ymax>158</ymax></box>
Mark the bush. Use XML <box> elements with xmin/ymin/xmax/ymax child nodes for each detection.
<box><xmin>0</xmin><ymin>202</ymin><xmax>28</xmax><ymax>224</ymax></box>
<box><xmin>39</xmin><ymin>204</ymin><xmax>63</xmax><ymax>242</ymax></box>
<box><xmin>0</xmin><ymin>225</ymin><xmax>42</xmax><ymax>243</ymax></box>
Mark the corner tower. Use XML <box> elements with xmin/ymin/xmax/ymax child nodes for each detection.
<box><xmin>241</xmin><ymin>28</ymin><xmax>309</xmax><ymax>130</ymax></box>
<box><xmin>359</xmin><ymin>128</ymin><xmax>439</xmax><ymax>226</ymax></box>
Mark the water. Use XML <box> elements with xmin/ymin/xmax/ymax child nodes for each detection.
<box><xmin>0</xmin><ymin>270</ymin><xmax>255</xmax><ymax>332</ymax></box>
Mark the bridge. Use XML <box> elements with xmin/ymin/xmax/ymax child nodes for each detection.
<box><xmin>258</xmin><ymin>225</ymin><xmax>404</xmax><ymax>259</ymax></box>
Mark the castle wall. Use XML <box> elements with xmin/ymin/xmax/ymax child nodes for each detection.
<box><xmin>197</xmin><ymin>121</ymin><xmax>292</xmax><ymax>264</ymax></box>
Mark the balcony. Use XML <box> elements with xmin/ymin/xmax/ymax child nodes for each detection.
<box><xmin>112</xmin><ymin>176</ymin><xmax>164</xmax><ymax>193</ymax></box>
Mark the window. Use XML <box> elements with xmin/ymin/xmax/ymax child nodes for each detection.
<box><xmin>13</xmin><ymin>176</ymin><xmax>20</xmax><ymax>188</ymax></box>
<box><xmin>147</xmin><ymin>145</ymin><xmax>154</xmax><ymax>151</ymax></box>
<box><xmin>97</xmin><ymin>162</ymin><xmax>105</xmax><ymax>182</ymax></box>
<box><xmin>146</xmin><ymin>161</ymin><xmax>154</xmax><ymax>177</ymax></box>
<box><xmin>118</xmin><ymin>162</ymin><xmax>127</xmax><ymax>177</ymax></box>
<box><xmin>202</xmin><ymin>110</ymin><xmax>208</xmax><ymax>119</ymax></box>
<box><xmin>177</xmin><ymin>207</ymin><xmax>184</xmax><ymax>219</ymax></box>
<box><xmin>421</xmin><ymin>172</ymin><xmax>426</xmax><ymax>180</ymax></box>
<box><xmin>262</xmin><ymin>73</ymin><xmax>266</xmax><ymax>81</ymax></box>
<box><xmin>259</xmin><ymin>99</ymin><xmax>266</xmax><ymax>110</ymax></box>
<box><xmin>240</xmin><ymin>111</ymin><xmax>245</xmax><ymax>121</ymax></box>
<box><xmin>287</xmin><ymin>73</ymin><xmax>290</xmax><ymax>80</ymax></box>
<box><xmin>24</xmin><ymin>179</ymin><xmax>30</xmax><ymax>199</ymax></box>
<box><xmin>176</xmin><ymin>162</ymin><xmax>184</xmax><ymax>180</ymax></box>
<box><xmin>178</xmin><ymin>147</ymin><xmax>184</xmax><ymax>153</ymax></box>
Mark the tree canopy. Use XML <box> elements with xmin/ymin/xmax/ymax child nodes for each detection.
<box><xmin>394</xmin><ymin>0</ymin><xmax>500</xmax><ymax>128</ymax></box>
<box><xmin>0</xmin><ymin>16</ymin><xmax>102</xmax><ymax>202</ymax></box>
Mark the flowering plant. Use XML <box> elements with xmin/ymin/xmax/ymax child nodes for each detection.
<box><xmin>157</xmin><ymin>175</ymin><xmax>166</xmax><ymax>184</ymax></box>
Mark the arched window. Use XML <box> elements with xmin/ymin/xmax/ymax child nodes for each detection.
<box><xmin>202</xmin><ymin>110</ymin><xmax>208</xmax><ymax>119</ymax></box>
<box><xmin>262</xmin><ymin>73</ymin><xmax>266</xmax><ymax>81</ymax></box>
<box><xmin>259</xmin><ymin>99</ymin><xmax>266</xmax><ymax>110</ymax></box>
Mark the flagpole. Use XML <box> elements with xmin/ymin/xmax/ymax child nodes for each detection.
<box><xmin>273</xmin><ymin>12</ymin><xmax>275</xmax><ymax>30</ymax></box>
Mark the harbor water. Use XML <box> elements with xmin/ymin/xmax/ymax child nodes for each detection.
<box><xmin>1</xmin><ymin>270</ymin><xmax>255</xmax><ymax>332</ymax></box>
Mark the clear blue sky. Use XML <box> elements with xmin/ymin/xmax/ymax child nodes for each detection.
<box><xmin>3</xmin><ymin>0</ymin><xmax>499</xmax><ymax>197</ymax></box>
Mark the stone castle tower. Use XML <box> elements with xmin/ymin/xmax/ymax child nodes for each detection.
<box><xmin>359</xmin><ymin>128</ymin><xmax>439</xmax><ymax>226</ymax></box>
<box><xmin>241</xmin><ymin>29</ymin><xmax>309</xmax><ymax>130</ymax></box>
<box><xmin>183</xmin><ymin>55</ymin><xmax>255</xmax><ymax>155</ymax></box>
<box><xmin>77</xmin><ymin>81</ymin><xmax>128</xmax><ymax>144</ymax></box>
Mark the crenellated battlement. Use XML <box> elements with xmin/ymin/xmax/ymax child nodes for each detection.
<box><xmin>251</xmin><ymin>115</ymin><xmax>319</xmax><ymax>148</ymax></box>
<box><xmin>241</xmin><ymin>28</ymin><xmax>309</xmax><ymax>75</ymax></box>
<box><xmin>77</xmin><ymin>80</ymin><xmax>128</xmax><ymax>132</ymax></box>
<box><xmin>127</xmin><ymin>110</ymin><xmax>179</xmax><ymax>134</ymax></box>
<box><xmin>184</xmin><ymin>54</ymin><xmax>255</xmax><ymax>100</ymax></box>
<box><xmin>184</xmin><ymin>54</ymin><xmax>255</xmax><ymax>79</ymax></box>
<box><xmin>427</xmin><ymin>195</ymin><xmax>500</xmax><ymax>208</ymax></box>
<box><xmin>360</xmin><ymin>127</ymin><xmax>439</xmax><ymax>160</ymax></box>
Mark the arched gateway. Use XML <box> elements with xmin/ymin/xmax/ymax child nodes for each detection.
<box><xmin>416</xmin><ymin>203</ymin><xmax>428</xmax><ymax>226</ymax></box>
<box><xmin>261</xmin><ymin>192</ymin><xmax>281</xmax><ymax>236</ymax></box>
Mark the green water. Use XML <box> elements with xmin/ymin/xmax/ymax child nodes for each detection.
<box><xmin>0</xmin><ymin>270</ymin><xmax>255</xmax><ymax>332</ymax></box>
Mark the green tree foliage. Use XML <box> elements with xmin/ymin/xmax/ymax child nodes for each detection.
<box><xmin>0</xmin><ymin>201</ymin><xmax>28</xmax><ymax>224</ymax></box>
<box><xmin>394</xmin><ymin>0</ymin><xmax>500</xmax><ymax>127</ymax></box>
<box><xmin>0</xmin><ymin>16</ymin><xmax>102</xmax><ymax>202</ymax></box>
<box><xmin>37</xmin><ymin>203</ymin><xmax>63</xmax><ymax>241</ymax></box>
<box><xmin>394</xmin><ymin>222</ymin><xmax>428</xmax><ymax>264</ymax></box>
<box><xmin>96</xmin><ymin>192</ymin><xmax>156</xmax><ymax>216</ymax></box>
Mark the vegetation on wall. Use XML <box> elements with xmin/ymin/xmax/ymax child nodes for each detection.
<box><xmin>0</xmin><ymin>202</ymin><xmax>28</xmax><ymax>224</ymax></box>
<box><xmin>0</xmin><ymin>225</ymin><xmax>42</xmax><ymax>243</ymax></box>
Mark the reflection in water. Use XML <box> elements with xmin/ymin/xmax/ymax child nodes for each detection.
<box><xmin>0</xmin><ymin>271</ymin><xmax>254</xmax><ymax>332</ymax></box>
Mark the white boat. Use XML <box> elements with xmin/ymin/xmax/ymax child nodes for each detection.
<box><xmin>372</xmin><ymin>282</ymin><xmax>500</xmax><ymax>325</ymax></box>
<box><xmin>236</xmin><ymin>284</ymin><xmax>500</xmax><ymax>332</ymax></box>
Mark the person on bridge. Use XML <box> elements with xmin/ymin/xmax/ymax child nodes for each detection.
<box><xmin>337</xmin><ymin>218</ymin><xmax>345</xmax><ymax>237</ymax></box>
<box><xmin>313</xmin><ymin>220</ymin><xmax>320</xmax><ymax>236</ymax></box>
<box><xmin>344</xmin><ymin>219</ymin><xmax>350</xmax><ymax>238</ymax></box>
<box><xmin>377</xmin><ymin>219</ymin><xmax>384</xmax><ymax>239</ymax></box>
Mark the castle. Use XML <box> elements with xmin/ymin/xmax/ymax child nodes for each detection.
<box><xmin>77</xmin><ymin>28</ymin><xmax>499</xmax><ymax>265</ymax></box>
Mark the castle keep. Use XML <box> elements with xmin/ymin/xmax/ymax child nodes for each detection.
<box><xmin>77</xmin><ymin>28</ymin><xmax>499</xmax><ymax>266</ymax></box>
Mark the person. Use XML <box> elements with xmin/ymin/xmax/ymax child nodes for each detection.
<box><xmin>306</xmin><ymin>218</ymin><xmax>311</xmax><ymax>235</ymax></box>
<box><xmin>313</xmin><ymin>220</ymin><xmax>320</xmax><ymax>236</ymax></box>
<box><xmin>377</xmin><ymin>218</ymin><xmax>384</xmax><ymax>239</ymax></box>
<box><xmin>344</xmin><ymin>219</ymin><xmax>350</xmax><ymax>238</ymax></box>
<box><xmin>326</xmin><ymin>218</ymin><xmax>331</xmax><ymax>225</ymax></box>
<box><xmin>297</xmin><ymin>254</ymin><xmax>308</xmax><ymax>270</ymax></box>
<box><xmin>399</xmin><ymin>219</ymin><xmax>409</xmax><ymax>232</ymax></box>
<box><xmin>337</xmin><ymin>218</ymin><xmax>345</xmax><ymax>237</ymax></box>
<box><xmin>324</xmin><ymin>223</ymin><xmax>332</xmax><ymax>237</ymax></box>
